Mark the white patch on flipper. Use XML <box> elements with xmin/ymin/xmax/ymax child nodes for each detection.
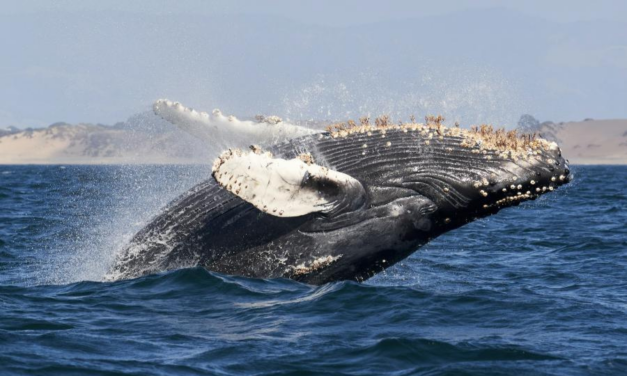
<box><xmin>153</xmin><ymin>99</ymin><xmax>317</xmax><ymax>146</ymax></box>
<box><xmin>212</xmin><ymin>149</ymin><xmax>364</xmax><ymax>217</ymax></box>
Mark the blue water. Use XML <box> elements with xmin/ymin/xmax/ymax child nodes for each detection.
<box><xmin>1</xmin><ymin>165</ymin><xmax>625</xmax><ymax>375</ymax></box>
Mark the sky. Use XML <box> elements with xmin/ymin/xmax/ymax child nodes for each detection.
<box><xmin>5</xmin><ymin>0</ymin><xmax>627</xmax><ymax>25</ymax></box>
<box><xmin>1</xmin><ymin>0</ymin><xmax>626</xmax><ymax>128</ymax></box>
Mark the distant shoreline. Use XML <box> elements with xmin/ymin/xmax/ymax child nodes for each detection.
<box><xmin>2</xmin><ymin>118</ymin><xmax>626</xmax><ymax>165</ymax></box>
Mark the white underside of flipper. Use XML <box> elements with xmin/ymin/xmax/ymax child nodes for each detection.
<box><xmin>153</xmin><ymin>99</ymin><xmax>317</xmax><ymax>147</ymax></box>
<box><xmin>212</xmin><ymin>149</ymin><xmax>365</xmax><ymax>217</ymax></box>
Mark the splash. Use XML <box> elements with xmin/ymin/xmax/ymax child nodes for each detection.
<box><xmin>279</xmin><ymin>65</ymin><xmax>527</xmax><ymax>127</ymax></box>
<box><xmin>43</xmin><ymin>62</ymin><xmax>528</xmax><ymax>285</ymax></box>
<box><xmin>42</xmin><ymin>100</ymin><xmax>320</xmax><ymax>284</ymax></box>
<box><xmin>40</xmin><ymin>164</ymin><xmax>212</xmax><ymax>285</ymax></box>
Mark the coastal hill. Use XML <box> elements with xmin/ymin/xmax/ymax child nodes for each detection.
<box><xmin>536</xmin><ymin>119</ymin><xmax>627</xmax><ymax>165</ymax></box>
<box><xmin>0</xmin><ymin>119</ymin><xmax>212</xmax><ymax>165</ymax></box>
<box><xmin>1</xmin><ymin>118</ymin><xmax>625</xmax><ymax>165</ymax></box>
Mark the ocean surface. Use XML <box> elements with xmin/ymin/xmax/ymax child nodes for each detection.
<box><xmin>0</xmin><ymin>164</ymin><xmax>625</xmax><ymax>375</ymax></box>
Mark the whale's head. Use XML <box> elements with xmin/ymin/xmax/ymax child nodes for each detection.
<box><xmin>210</xmin><ymin>120</ymin><xmax>573</xmax><ymax>284</ymax></box>
<box><xmin>302</xmin><ymin>121</ymin><xmax>573</xmax><ymax>281</ymax></box>
<box><xmin>402</xmin><ymin>126</ymin><xmax>573</xmax><ymax>230</ymax></box>
<box><xmin>318</xmin><ymin>121</ymin><xmax>571</xmax><ymax>225</ymax></box>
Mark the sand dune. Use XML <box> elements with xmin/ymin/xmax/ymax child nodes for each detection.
<box><xmin>0</xmin><ymin>123</ymin><xmax>210</xmax><ymax>165</ymax></box>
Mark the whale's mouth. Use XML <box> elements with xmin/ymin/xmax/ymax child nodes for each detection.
<box><xmin>479</xmin><ymin>156</ymin><xmax>570</xmax><ymax>208</ymax></box>
<box><xmin>485</xmin><ymin>169</ymin><xmax>570</xmax><ymax>210</ymax></box>
<box><xmin>425</xmin><ymin>147</ymin><xmax>572</xmax><ymax>229</ymax></box>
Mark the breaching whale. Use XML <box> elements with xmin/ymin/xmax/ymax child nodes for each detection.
<box><xmin>108</xmin><ymin>100</ymin><xmax>571</xmax><ymax>284</ymax></box>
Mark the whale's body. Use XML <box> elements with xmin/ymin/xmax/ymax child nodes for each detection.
<box><xmin>109</xmin><ymin>106</ymin><xmax>571</xmax><ymax>284</ymax></box>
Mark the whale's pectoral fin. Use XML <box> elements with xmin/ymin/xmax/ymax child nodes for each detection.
<box><xmin>212</xmin><ymin>148</ymin><xmax>367</xmax><ymax>217</ymax></box>
<box><xmin>153</xmin><ymin>99</ymin><xmax>317</xmax><ymax>145</ymax></box>
<box><xmin>153</xmin><ymin>99</ymin><xmax>218</xmax><ymax>143</ymax></box>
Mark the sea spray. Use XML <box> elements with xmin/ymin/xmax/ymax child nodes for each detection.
<box><xmin>37</xmin><ymin>164</ymin><xmax>210</xmax><ymax>285</ymax></box>
<box><xmin>34</xmin><ymin>63</ymin><xmax>527</xmax><ymax>285</ymax></box>
<box><xmin>279</xmin><ymin>65</ymin><xmax>527</xmax><ymax>128</ymax></box>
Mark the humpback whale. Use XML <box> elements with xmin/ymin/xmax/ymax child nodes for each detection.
<box><xmin>108</xmin><ymin>100</ymin><xmax>571</xmax><ymax>284</ymax></box>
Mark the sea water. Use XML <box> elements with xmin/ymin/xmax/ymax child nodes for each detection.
<box><xmin>0</xmin><ymin>165</ymin><xmax>625</xmax><ymax>375</ymax></box>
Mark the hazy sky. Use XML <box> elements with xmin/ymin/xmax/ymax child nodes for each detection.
<box><xmin>1</xmin><ymin>0</ymin><xmax>626</xmax><ymax>128</ymax></box>
<box><xmin>5</xmin><ymin>0</ymin><xmax>627</xmax><ymax>24</ymax></box>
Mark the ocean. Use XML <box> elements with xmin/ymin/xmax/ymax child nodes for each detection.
<box><xmin>0</xmin><ymin>165</ymin><xmax>625</xmax><ymax>375</ymax></box>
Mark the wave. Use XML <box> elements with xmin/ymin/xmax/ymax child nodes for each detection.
<box><xmin>1</xmin><ymin>268</ymin><xmax>575</xmax><ymax>375</ymax></box>
<box><xmin>1</xmin><ymin>165</ymin><xmax>625</xmax><ymax>375</ymax></box>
